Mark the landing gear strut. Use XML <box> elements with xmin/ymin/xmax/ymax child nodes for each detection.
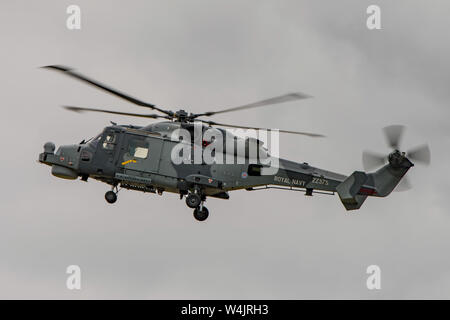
<box><xmin>186</xmin><ymin>189</ymin><xmax>209</xmax><ymax>221</ymax></box>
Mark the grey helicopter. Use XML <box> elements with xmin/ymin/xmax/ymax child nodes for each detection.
<box><xmin>38</xmin><ymin>65</ymin><xmax>430</xmax><ymax>221</ymax></box>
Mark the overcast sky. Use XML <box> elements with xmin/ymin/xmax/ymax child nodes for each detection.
<box><xmin>0</xmin><ymin>0</ymin><xmax>449</xmax><ymax>299</ymax></box>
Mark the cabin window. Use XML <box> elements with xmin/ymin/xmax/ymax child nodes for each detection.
<box><xmin>128</xmin><ymin>139</ymin><xmax>149</xmax><ymax>159</ymax></box>
<box><xmin>102</xmin><ymin>134</ymin><xmax>116</xmax><ymax>150</ymax></box>
<box><xmin>134</xmin><ymin>147</ymin><xmax>148</xmax><ymax>159</ymax></box>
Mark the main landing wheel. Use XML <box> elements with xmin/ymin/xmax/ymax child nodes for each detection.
<box><xmin>193</xmin><ymin>206</ymin><xmax>209</xmax><ymax>222</ymax></box>
<box><xmin>105</xmin><ymin>190</ymin><xmax>117</xmax><ymax>204</ymax></box>
<box><xmin>186</xmin><ymin>193</ymin><xmax>201</xmax><ymax>208</ymax></box>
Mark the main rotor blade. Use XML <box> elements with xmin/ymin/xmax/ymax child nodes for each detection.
<box><xmin>394</xmin><ymin>176</ymin><xmax>412</xmax><ymax>192</ymax></box>
<box><xmin>43</xmin><ymin>65</ymin><xmax>174</xmax><ymax>117</ymax></box>
<box><xmin>193</xmin><ymin>92</ymin><xmax>312</xmax><ymax>118</ymax></box>
<box><xmin>63</xmin><ymin>106</ymin><xmax>171</xmax><ymax>119</ymax></box>
<box><xmin>362</xmin><ymin>150</ymin><xmax>386</xmax><ymax>171</ymax></box>
<box><xmin>383</xmin><ymin>125</ymin><xmax>404</xmax><ymax>150</ymax></box>
<box><xmin>204</xmin><ymin>120</ymin><xmax>324</xmax><ymax>137</ymax></box>
<box><xmin>407</xmin><ymin>144</ymin><xmax>431</xmax><ymax>165</ymax></box>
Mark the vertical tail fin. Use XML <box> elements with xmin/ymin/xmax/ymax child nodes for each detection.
<box><xmin>336</xmin><ymin>171</ymin><xmax>369</xmax><ymax>210</ymax></box>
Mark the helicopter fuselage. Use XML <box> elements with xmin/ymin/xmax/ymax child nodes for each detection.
<box><xmin>39</xmin><ymin>122</ymin><xmax>346</xmax><ymax>196</ymax></box>
<box><xmin>39</xmin><ymin>121</ymin><xmax>413</xmax><ymax>215</ymax></box>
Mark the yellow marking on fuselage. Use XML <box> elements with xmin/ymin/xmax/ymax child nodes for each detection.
<box><xmin>121</xmin><ymin>159</ymin><xmax>137</xmax><ymax>165</ymax></box>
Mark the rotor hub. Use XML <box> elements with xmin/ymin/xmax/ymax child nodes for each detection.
<box><xmin>174</xmin><ymin>109</ymin><xmax>189</xmax><ymax>122</ymax></box>
<box><xmin>388</xmin><ymin>150</ymin><xmax>413</xmax><ymax>169</ymax></box>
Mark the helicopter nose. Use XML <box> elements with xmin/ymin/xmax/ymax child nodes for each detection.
<box><xmin>54</xmin><ymin>144</ymin><xmax>80</xmax><ymax>169</ymax></box>
<box><xmin>39</xmin><ymin>143</ymin><xmax>81</xmax><ymax>180</ymax></box>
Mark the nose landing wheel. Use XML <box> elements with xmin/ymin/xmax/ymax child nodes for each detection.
<box><xmin>193</xmin><ymin>206</ymin><xmax>209</xmax><ymax>222</ymax></box>
<box><xmin>105</xmin><ymin>190</ymin><xmax>117</xmax><ymax>204</ymax></box>
<box><xmin>105</xmin><ymin>186</ymin><xmax>119</xmax><ymax>204</ymax></box>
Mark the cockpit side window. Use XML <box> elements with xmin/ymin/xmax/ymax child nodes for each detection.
<box><xmin>102</xmin><ymin>133</ymin><xmax>116</xmax><ymax>150</ymax></box>
<box><xmin>87</xmin><ymin>133</ymin><xmax>102</xmax><ymax>149</ymax></box>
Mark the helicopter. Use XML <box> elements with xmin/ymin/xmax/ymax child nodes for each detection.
<box><xmin>38</xmin><ymin>65</ymin><xmax>430</xmax><ymax>221</ymax></box>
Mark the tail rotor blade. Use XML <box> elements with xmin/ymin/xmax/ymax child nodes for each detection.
<box><xmin>394</xmin><ymin>176</ymin><xmax>412</xmax><ymax>192</ymax></box>
<box><xmin>407</xmin><ymin>144</ymin><xmax>431</xmax><ymax>165</ymax></box>
<box><xmin>364</xmin><ymin>125</ymin><xmax>428</xmax><ymax>193</ymax></box>
<box><xmin>383</xmin><ymin>125</ymin><xmax>405</xmax><ymax>150</ymax></box>
<box><xmin>362</xmin><ymin>150</ymin><xmax>386</xmax><ymax>171</ymax></box>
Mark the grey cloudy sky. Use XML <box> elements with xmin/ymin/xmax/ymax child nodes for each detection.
<box><xmin>0</xmin><ymin>0</ymin><xmax>449</xmax><ymax>299</ymax></box>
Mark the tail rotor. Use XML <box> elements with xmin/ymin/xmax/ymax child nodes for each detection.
<box><xmin>362</xmin><ymin>125</ymin><xmax>430</xmax><ymax>191</ymax></box>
